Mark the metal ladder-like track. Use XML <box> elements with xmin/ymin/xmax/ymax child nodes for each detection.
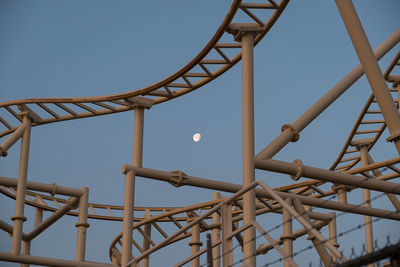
<box><xmin>0</xmin><ymin>0</ymin><xmax>288</xmax><ymax>139</ymax></box>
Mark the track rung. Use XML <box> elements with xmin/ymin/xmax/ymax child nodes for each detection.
<box><xmin>240</xmin><ymin>3</ymin><xmax>275</xmax><ymax>9</ymax></box>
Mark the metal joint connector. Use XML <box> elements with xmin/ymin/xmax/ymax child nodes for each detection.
<box><xmin>386</xmin><ymin>130</ymin><xmax>400</xmax><ymax>143</ymax></box>
<box><xmin>226</xmin><ymin>23</ymin><xmax>265</xmax><ymax>42</ymax></box>
<box><xmin>331</xmin><ymin>184</ymin><xmax>352</xmax><ymax>193</ymax></box>
<box><xmin>280</xmin><ymin>233</ymin><xmax>295</xmax><ymax>241</ymax></box>
<box><xmin>51</xmin><ymin>182</ymin><xmax>57</xmax><ymax>196</ymax></box>
<box><xmin>189</xmin><ymin>241</ymin><xmax>203</xmax><ymax>247</ymax></box>
<box><xmin>11</xmin><ymin>215</ymin><xmax>27</xmax><ymax>222</ymax></box>
<box><xmin>124</xmin><ymin>96</ymin><xmax>154</xmax><ymax>109</ymax></box>
<box><xmin>290</xmin><ymin>159</ymin><xmax>303</xmax><ymax>181</ymax></box>
<box><xmin>75</xmin><ymin>222</ymin><xmax>90</xmax><ymax>228</ymax></box>
<box><xmin>17</xmin><ymin>107</ymin><xmax>39</xmax><ymax>123</ymax></box>
<box><xmin>121</xmin><ymin>164</ymin><xmax>135</xmax><ymax>175</ymax></box>
<box><xmin>281</xmin><ymin>124</ymin><xmax>300</xmax><ymax>142</ymax></box>
<box><xmin>169</xmin><ymin>170</ymin><xmax>187</xmax><ymax>187</ymax></box>
<box><xmin>66</xmin><ymin>197</ymin><xmax>79</xmax><ymax>209</ymax></box>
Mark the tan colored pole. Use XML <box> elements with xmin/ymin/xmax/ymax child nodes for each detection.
<box><xmin>397</xmin><ymin>83</ymin><xmax>400</xmax><ymax>110</ymax></box>
<box><xmin>221</xmin><ymin>202</ymin><xmax>233</xmax><ymax>267</ymax></box>
<box><xmin>241</xmin><ymin>31</ymin><xmax>256</xmax><ymax>267</ymax></box>
<box><xmin>254</xmin><ymin>158</ymin><xmax>400</xmax><ymax>195</ymax></box>
<box><xmin>21</xmin><ymin>201</ymin><xmax>44</xmax><ymax>267</ymax></box>
<box><xmin>337</xmin><ymin>189</ymin><xmax>347</xmax><ymax>204</ymax></box>
<box><xmin>328</xmin><ymin>212</ymin><xmax>339</xmax><ymax>263</ymax></box>
<box><xmin>189</xmin><ymin>219</ymin><xmax>202</xmax><ymax>267</ymax></box>
<box><xmin>256</xmin><ymin>27</ymin><xmax>400</xmax><ymax>160</ymax></box>
<box><xmin>141</xmin><ymin>210</ymin><xmax>151</xmax><ymax>267</ymax></box>
<box><xmin>0</xmin><ymin>176</ymin><xmax>83</xmax><ymax>197</ymax></box>
<box><xmin>335</xmin><ymin>0</ymin><xmax>400</xmax><ymax>155</ymax></box>
<box><xmin>127</xmin><ymin>204</ymin><xmax>222</xmax><ymax>266</ymax></box>
<box><xmin>292</xmin><ymin>199</ymin><xmax>332</xmax><ymax>267</ymax></box>
<box><xmin>26</xmin><ymin>197</ymin><xmax>79</xmax><ymax>241</ymax></box>
<box><xmin>258</xmin><ymin>181</ymin><xmax>346</xmax><ymax>262</ymax></box>
<box><xmin>121</xmin><ymin>107</ymin><xmax>144</xmax><ymax>266</ymax></box>
<box><xmin>359</xmin><ymin>146</ymin><xmax>374</xmax><ymax>267</ymax></box>
<box><xmin>76</xmin><ymin>187</ymin><xmax>89</xmax><ymax>262</ymax></box>
<box><xmin>366</xmin><ymin>153</ymin><xmax>400</xmax><ymax>211</ymax></box>
<box><xmin>11</xmin><ymin>115</ymin><xmax>31</xmax><ymax>255</ymax></box>
<box><xmin>21</xmin><ymin>242</ymin><xmax>31</xmax><ymax>267</ymax></box>
<box><xmin>282</xmin><ymin>198</ymin><xmax>294</xmax><ymax>267</ymax></box>
<box><xmin>258</xmin><ymin>220</ymin><xmax>329</xmax><ymax>254</ymax></box>
<box><xmin>0</xmin><ymin>118</ymin><xmax>30</xmax><ymax>157</ymax></box>
<box><xmin>127</xmin><ymin>165</ymin><xmax>400</xmax><ymax>220</ymax></box>
<box><xmin>0</xmin><ymin>251</ymin><xmax>115</xmax><ymax>267</ymax></box>
<box><xmin>212</xmin><ymin>192</ymin><xmax>221</xmax><ymax>267</ymax></box>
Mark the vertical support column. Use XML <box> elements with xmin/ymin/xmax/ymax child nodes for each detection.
<box><xmin>121</xmin><ymin>107</ymin><xmax>145</xmax><ymax>266</ymax></box>
<box><xmin>241</xmin><ymin>31</ymin><xmax>256</xmax><ymax>267</ymax></box>
<box><xmin>337</xmin><ymin>189</ymin><xmax>347</xmax><ymax>204</ymax></box>
<box><xmin>11</xmin><ymin>115</ymin><xmax>31</xmax><ymax>255</ymax></box>
<box><xmin>396</xmin><ymin>82</ymin><xmax>400</xmax><ymax>110</ymax></box>
<box><xmin>221</xmin><ymin>201</ymin><xmax>233</xmax><ymax>267</ymax></box>
<box><xmin>335</xmin><ymin>0</ymin><xmax>400</xmax><ymax>155</ymax></box>
<box><xmin>358</xmin><ymin>145</ymin><xmax>374</xmax><ymax>267</ymax></box>
<box><xmin>189</xmin><ymin>218</ymin><xmax>202</xmax><ymax>267</ymax></box>
<box><xmin>281</xmin><ymin>198</ymin><xmax>294</xmax><ymax>267</ymax></box>
<box><xmin>141</xmin><ymin>209</ymin><xmax>152</xmax><ymax>267</ymax></box>
<box><xmin>76</xmin><ymin>187</ymin><xmax>89</xmax><ymax>262</ymax></box>
<box><xmin>212</xmin><ymin>192</ymin><xmax>221</xmax><ymax>267</ymax></box>
<box><xmin>21</xmin><ymin>204</ymin><xmax>43</xmax><ymax>267</ymax></box>
<box><xmin>328</xmin><ymin>212</ymin><xmax>339</xmax><ymax>263</ymax></box>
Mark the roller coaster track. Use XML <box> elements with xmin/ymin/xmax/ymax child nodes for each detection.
<box><xmin>0</xmin><ymin>0</ymin><xmax>288</xmax><ymax>139</ymax></box>
<box><xmin>331</xmin><ymin>48</ymin><xmax>400</xmax><ymax>172</ymax></box>
<box><xmin>2</xmin><ymin>48</ymin><xmax>400</xmax><ymax>264</ymax></box>
<box><xmin>1</xmin><ymin>1</ymin><xmax>400</xmax><ymax>266</ymax></box>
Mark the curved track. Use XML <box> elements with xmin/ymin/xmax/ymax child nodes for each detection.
<box><xmin>0</xmin><ymin>0</ymin><xmax>288</xmax><ymax>139</ymax></box>
<box><xmin>1</xmin><ymin>1</ymin><xmax>400</xmax><ymax>266</ymax></box>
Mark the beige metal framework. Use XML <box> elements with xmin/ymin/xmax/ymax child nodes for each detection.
<box><xmin>1</xmin><ymin>1</ymin><xmax>399</xmax><ymax>266</ymax></box>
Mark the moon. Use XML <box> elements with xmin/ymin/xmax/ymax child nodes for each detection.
<box><xmin>193</xmin><ymin>133</ymin><xmax>201</xmax><ymax>142</ymax></box>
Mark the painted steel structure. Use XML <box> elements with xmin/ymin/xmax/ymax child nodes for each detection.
<box><xmin>1</xmin><ymin>1</ymin><xmax>399</xmax><ymax>266</ymax></box>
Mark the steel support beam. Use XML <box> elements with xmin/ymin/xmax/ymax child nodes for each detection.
<box><xmin>335</xmin><ymin>0</ymin><xmax>400</xmax><ymax>155</ymax></box>
<box><xmin>25</xmin><ymin>197</ymin><xmax>79</xmax><ymax>241</ymax></box>
<box><xmin>0</xmin><ymin>176</ymin><xmax>84</xmax><ymax>197</ymax></box>
<box><xmin>358</xmin><ymin>145</ymin><xmax>374</xmax><ymax>267</ymax></box>
<box><xmin>328</xmin><ymin>212</ymin><xmax>339</xmax><ymax>263</ymax></box>
<box><xmin>0</xmin><ymin>118</ymin><xmax>30</xmax><ymax>157</ymax></box>
<box><xmin>121</xmin><ymin>107</ymin><xmax>144</xmax><ymax>266</ymax></box>
<box><xmin>75</xmin><ymin>187</ymin><xmax>89</xmax><ymax>262</ymax></box>
<box><xmin>254</xmin><ymin>158</ymin><xmax>400</xmax><ymax>195</ymax></box>
<box><xmin>212</xmin><ymin>192</ymin><xmax>221</xmax><ymax>267</ymax></box>
<box><xmin>141</xmin><ymin>210</ymin><xmax>152</xmax><ymax>267</ymax></box>
<box><xmin>241</xmin><ymin>31</ymin><xmax>256</xmax><ymax>267</ymax></box>
<box><xmin>21</xmin><ymin>204</ymin><xmax>43</xmax><ymax>267</ymax></box>
<box><xmin>258</xmin><ymin>181</ymin><xmax>346</xmax><ymax>262</ymax></box>
<box><xmin>292</xmin><ymin>199</ymin><xmax>332</xmax><ymax>267</ymax></box>
<box><xmin>282</xmin><ymin>198</ymin><xmax>294</xmax><ymax>267</ymax></box>
<box><xmin>11</xmin><ymin>115</ymin><xmax>31</xmax><ymax>255</ymax></box>
<box><xmin>221</xmin><ymin>201</ymin><xmax>233</xmax><ymax>267</ymax></box>
<box><xmin>256</xmin><ymin>27</ymin><xmax>400</xmax><ymax>159</ymax></box>
<box><xmin>124</xmin><ymin>165</ymin><xmax>400</xmax><ymax>220</ymax></box>
<box><xmin>0</xmin><ymin>252</ymin><xmax>114</xmax><ymax>267</ymax></box>
<box><xmin>366</xmin><ymin>154</ymin><xmax>400</xmax><ymax>211</ymax></box>
<box><xmin>189</xmin><ymin>217</ymin><xmax>202</xmax><ymax>267</ymax></box>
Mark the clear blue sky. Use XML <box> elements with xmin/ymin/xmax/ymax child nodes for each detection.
<box><xmin>1</xmin><ymin>0</ymin><xmax>399</xmax><ymax>266</ymax></box>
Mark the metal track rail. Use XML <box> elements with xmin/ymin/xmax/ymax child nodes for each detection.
<box><xmin>0</xmin><ymin>0</ymin><xmax>289</xmax><ymax>139</ymax></box>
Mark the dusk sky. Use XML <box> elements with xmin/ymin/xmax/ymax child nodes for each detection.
<box><xmin>1</xmin><ymin>1</ymin><xmax>399</xmax><ymax>266</ymax></box>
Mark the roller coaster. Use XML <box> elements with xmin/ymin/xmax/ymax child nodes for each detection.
<box><xmin>1</xmin><ymin>1</ymin><xmax>400</xmax><ymax>266</ymax></box>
